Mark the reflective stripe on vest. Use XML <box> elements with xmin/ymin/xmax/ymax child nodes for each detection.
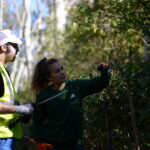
<box><xmin>0</xmin><ymin>65</ymin><xmax>18</xmax><ymax>105</ymax></box>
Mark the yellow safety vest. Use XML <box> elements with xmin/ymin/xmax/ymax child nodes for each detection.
<box><xmin>0</xmin><ymin>64</ymin><xmax>22</xmax><ymax>139</ymax></box>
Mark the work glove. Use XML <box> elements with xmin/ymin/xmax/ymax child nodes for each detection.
<box><xmin>16</xmin><ymin>103</ymin><xmax>33</xmax><ymax>115</ymax></box>
<box><xmin>97</xmin><ymin>63</ymin><xmax>109</xmax><ymax>73</ymax></box>
<box><xmin>36</xmin><ymin>143</ymin><xmax>55</xmax><ymax>150</ymax></box>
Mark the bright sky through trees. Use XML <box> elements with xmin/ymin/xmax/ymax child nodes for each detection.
<box><xmin>8</xmin><ymin>0</ymin><xmax>49</xmax><ymax>18</ymax></box>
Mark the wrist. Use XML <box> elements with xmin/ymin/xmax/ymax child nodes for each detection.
<box><xmin>14</xmin><ymin>106</ymin><xmax>17</xmax><ymax>113</ymax></box>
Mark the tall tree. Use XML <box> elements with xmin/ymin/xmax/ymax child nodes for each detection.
<box><xmin>0</xmin><ymin>0</ymin><xmax>3</xmax><ymax>29</ymax></box>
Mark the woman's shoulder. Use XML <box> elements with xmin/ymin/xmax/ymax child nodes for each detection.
<box><xmin>67</xmin><ymin>79</ymin><xmax>85</xmax><ymax>87</ymax></box>
<box><xmin>36</xmin><ymin>86</ymin><xmax>53</xmax><ymax>101</ymax></box>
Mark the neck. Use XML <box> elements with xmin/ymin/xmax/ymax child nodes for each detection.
<box><xmin>0</xmin><ymin>54</ymin><xmax>6</xmax><ymax>65</ymax></box>
<box><xmin>53</xmin><ymin>82</ymin><xmax>66</xmax><ymax>90</ymax></box>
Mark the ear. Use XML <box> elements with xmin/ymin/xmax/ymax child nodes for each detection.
<box><xmin>0</xmin><ymin>45</ymin><xmax>7</xmax><ymax>52</ymax></box>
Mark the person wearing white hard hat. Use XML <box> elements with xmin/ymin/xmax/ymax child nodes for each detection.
<box><xmin>0</xmin><ymin>29</ymin><xmax>33</xmax><ymax>150</ymax></box>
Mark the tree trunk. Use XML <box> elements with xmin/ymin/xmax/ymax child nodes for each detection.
<box><xmin>142</xmin><ymin>35</ymin><xmax>150</xmax><ymax>61</ymax></box>
<box><xmin>127</xmin><ymin>48</ymin><xmax>140</xmax><ymax>150</ymax></box>
<box><xmin>0</xmin><ymin>0</ymin><xmax>3</xmax><ymax>30</ymax></box>
<box><xmin>127</xmin><ymin>86</ymin><xmax>140</xmax><ymax>150</ymax></box>
<box><xmin>24</xmin><ymin>0</ymin><xmax>32</xmax><ymax>78</ymax></box>
<box><xmin>104</xmin><ymin>102</ymin><xmax>113</xmax><ymax>150</ymax></box>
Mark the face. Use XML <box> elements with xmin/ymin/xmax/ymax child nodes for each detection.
<box><xmin>48</xmin><ymin>61</ymin><xmax>66</xmax><ymax>85</ymax></box>
<box><xmin>5</xmin><ymin>43</ymin><xmax>19</xmax><ymax>62</ymax></box>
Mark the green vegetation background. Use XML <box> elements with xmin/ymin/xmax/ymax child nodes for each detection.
<box><xmin>16</xmin><ymin>0</ymin><xmax>150</xmax><ymax>150</ymax></box>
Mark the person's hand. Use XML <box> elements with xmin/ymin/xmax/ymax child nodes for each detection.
<box><xmin>36</xmin><ymin>143</ymin><xmax>54</xmax><ymax>150</ymax></box>
<box><xmin>16</xmin><ymin>103</ymin><xmax>33</xmax><ymax>115</ymax></box>
<box><xmin>97</xmin><ymin>63</ymin><xmax>109</xmax><ymax>73</ymax></box>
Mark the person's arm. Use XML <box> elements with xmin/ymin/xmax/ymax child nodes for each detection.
<box><xmin>0</xmin><ymin>104</ymin><xmax>16</xmax><ymax>113</ymax></box>
<box><xmin>0</xmin><ymin>103</ymin><xmax>33</xmax><ymax>114</ymax></box>
<box><xmin>0</xmin><ymin>69</ymin><xmax>33</xmax><ymax>115</ymax></box>
<box><xmin>74</xmin><ymin>72</ymin><xmax>111</xmax><ymax>98</ymax></box>
<box><xmin>72</xmin><ymin>63</ymin><xmax>111</xmax><ymax>98</ymax></box>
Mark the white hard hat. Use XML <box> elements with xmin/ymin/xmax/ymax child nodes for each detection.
<box><xmin>0</xmin><ymin>29</ymin><xmax>22</xmax><ymax>46</ymax></box>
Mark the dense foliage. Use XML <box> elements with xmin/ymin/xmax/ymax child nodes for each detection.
<box><xmin>15</xmin><ymin>0</ymin><xmax>150</xmax><ymax>150</ymax></box>
<box><xmin>62</xmin><ymin>0</ymin><xmax>150</xmax><ymax>150</ymax></box>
